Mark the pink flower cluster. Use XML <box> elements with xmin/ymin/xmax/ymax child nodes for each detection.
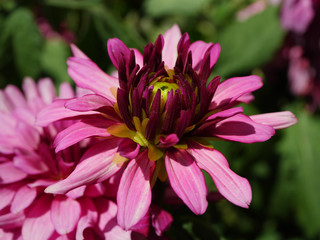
<box><xmin>0</xmin><ymin>25</ymin><xmax>297</xmax><ymax>239</ymax></box>
<box><xmin>0</xmin><ymin>78</ymin><xmax>172</xmax><ymax>239</ymax></box>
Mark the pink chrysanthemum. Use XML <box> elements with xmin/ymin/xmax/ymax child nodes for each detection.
<box><xmin>0</xmin><ymin>78</ymin><xmax>167</xmax><ymax>239</ymax></box>
<box><xmin>37</xmin><ymin>25</ymin><xmax>297</xmax><ymax>230</ymax></box>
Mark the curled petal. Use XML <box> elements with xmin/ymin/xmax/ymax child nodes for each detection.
<box><xmin>117</xmin><ymin>138</ymin><xmax>140</xmax><ymax>159</ymax></box>
<box><xmin>191</xmin><ymin>147</ymin><xmax>252</xmax><ymax>208</ymax></box>
<box><xmin>158</xmin><ymin>134</ymin><xmax>179</xmax><ymax>148</ymax></box>
<box><xmin>165</xmin><ymin>149</ymin><xmax>208</xmax><ymax>214</ymax></box>
<box><xmin>250</xmin><ymin>111</ymin><xmax>298</xmax><ymax>129</ymax></box>
<box><xmin>117</xmin><ymin>151</ymin><xmax>153</xmax><ymax>230</ymax></box>
<box><xmin>45</xmin><ymin>139</ymin><xmax>122</xmax><ymax>194</ymax></box>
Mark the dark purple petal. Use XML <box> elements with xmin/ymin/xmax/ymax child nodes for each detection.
<box><xmin>146</xmin><ymin>90</ymin><xmax>161</xmax><ymax>140</ymax></box>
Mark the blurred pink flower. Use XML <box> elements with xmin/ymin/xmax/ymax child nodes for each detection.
<box><xmin>37</xmin><ymin>17</ymin><xmax>75</xmax><ymax>43</ymax></box>
<box><xmin>281</xmin><ymin>0</ymin><xmax>315</xmax><ymax>34</ymax></box>
<box><xmin>0</xmin><ymin>78</ymin><xmax>148</xmax><ymax>239</ymax></box>
<box><xmin>37</xmin><ymin>25</ymin><xmax>297</xmax><ymax>230</ymax></box>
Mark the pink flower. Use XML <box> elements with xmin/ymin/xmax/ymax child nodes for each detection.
<box><xmin>37</xmin><ymin>25</ymin><xmax>297</xmax><ymax>230</ymax></box>
<box><xmin>0</xmin><ymin>78</ymin><xmax>140</xmax><ymax>239</ymax></box>
<box><xmin>281</xmin><ymin>0</ymin><xmax>315</xmax><ymax>34</ymax></box>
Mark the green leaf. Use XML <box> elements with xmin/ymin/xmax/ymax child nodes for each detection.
<box><xmin>45</xmin><ymin>0</ymin><xmax>102</xmax><ymax>9</ymax></box>
<box><xmin>214</xmin><ymin>6</ymin><xmax>285</xmax><ymax>77</ymax></box>
<box><xmin>4</xmin><ymin>8</ymin><xmax>43</xmax><ymax>78</ymax></box>
<box><xmin>41</xmin><ymin>39</ymin><xmax>71</xmax><ymax>85</ymax></box>
<box><xmin>273</xmin><ymin>106</ymin><xmax>320</xmax><ymax>237</ymax></box>
<box><xmin>145</xmin><ymin>0</ymin><xmax>209</xmax><ymax>17</ymax></box>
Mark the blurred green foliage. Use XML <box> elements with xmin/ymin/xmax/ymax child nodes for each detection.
<box><xmin>0</xmin><ymin>0</ymin><xmax>319</xmax><ymax>239</ymax></box>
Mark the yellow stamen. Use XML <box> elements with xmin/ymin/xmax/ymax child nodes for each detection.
<box><xmin>133</xmin><ymin>131</ymin><xmax>149</xmax><ymax>147</ymax></box>
<box><xmin>148</xmin><ymin>144</ymin><xmax>164</xmax><ymax>161</ymax></box>
<box><xmin>173</xmin><ymin>143</ymin><xmax>188</xmax><ymax>149</ymax></box>
<box><xmin>112</xmin><ymin>152</ymin><xmax>128</xmax><ymax>164</ymax></box>
<box><xmin>158</xmin><ymin>159</ymin><xmax>168</xmax><ymax>182</ymax></box>
<box><xmin>107</xmin><ymin>123</ymin><xmax>135</xmax><ymax>139</ymax></box>
<box><xmin>110</xmin><ymin>87</ymin><xmax>117</xmax><ymax>99</ymax></box>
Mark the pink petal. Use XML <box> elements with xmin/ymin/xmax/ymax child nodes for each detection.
<box><xmin>65</xmin><ymin>94</ymin><xmax>113</xmax><ymax>112</ymax></box>
<box><xmin>65</xmin><ymin>186</ymin><xmax>86</xmax><ymax>199</ymax></box>
<box><xmin>107</xmin><ymin>38</ymin><xmax>131</xmax><ymax>70</ymax></box>
<box><xmin>0</xmin><ymin>162</ymin><xmax>27</xmax><ymax>184</ymax></box>
<box><xmin>95</xmin><ymin>198</ymin><xmax>131</xmax><ymax>240</ymax></box>
<box><xmin>236</xmin><ymin>93</ymin><xmax>255</xmax><ymax>104</ymax></box>
<box><xmin>54</xmin><ymin>115</ymin><xmax>113</xmax><ymax>152</ymax></box>
<box><xmin>151</xmin><ymin>206</ymin><xmax>173</xmax><ymax>236</ymax></box>
<box><xmin>36</xmin><ymin>99</ymin><xmax>95</xmax><ymax>126</ymax></box>
<box><xmin>130</xmin><ymin>211</ymin><xmax>150</xmax><ymax>237</ymax></box>
<box><xmin>28</xmin><ymin>179</ymin><xmax>56</xmax><ymax>188</ymax></box>
<box><xmin>59</xmin><ymin>82</ymin><xmax>75</xmax><ymax>99</ymax></box>
<box><xmin>189</xmin><ymin>41</ymin><xmax>221</xmax><ymax>70</ymax></box>
<box><xmin>37</xmin><ymin>78</ymin><xmax>56</xmax><ymax>105</ymax></box>
<box><xmin>70</xmin><ymin>44</ymin><xmax>90</xmax><ymax>60</ymax></box>
<box><xmin>0</xmin><ymin>184</ymin><xmax>20</xmax><ymax>211</ymax></box>
<box><xmin>117</xmin><ymin>151</ymin><xmax>153</xmax><ymax>230</ymax></box>
<box><xmin>22</xmin><ymin>195</ymin><xmax>55</xmax><ymax>240</ymax></box>
<box><xmin>13</xmin><ymin>151</ymin><xmax>49</xmax><ymax>175</ymax></box>
<box><xmin>11</xmin><ymin>185</ymin><xmax>37</xmax><ymax>213</ymax></box>
<box><xmin>0</xmin><ymin>90</ymin><xmax>14</xmax><ymax>113</ymax></box>
<box><xmin>67</xmin><ymin>57</ymin><xmax>118</xmax><ymax>101</ymax></box>
<box><xmin>165</xmin><ymin>149</ymin><xmax>208</xmax><ymax>214</ymax></box>
<box><xmin>22</xmin><ymin>78</ymin><xmax>40</xmax><ymax>104</ymax></box>
<box><xmin>12</xmin><ymin>108</ymin><xmax>35</xmax><ymax>126</ymax></box>
<box><xmin>162</xmin><ymin>24</ymin><xmax>182</xmax><ymax>69</ymax></box>
<box><xmin>16</xmin><ymin>121</ymin><xmax>40</xmax><ymax>150</ymax></box>
<box><xmin>0</xmin><ymin>228</ymin><xmax>17</xmax><ymax>239</ymax></box>
<box><xmin>4</xmin><ymin>85</ymin><xmax>28</xmax><ymax>110</ymax></box>
<box><xmin>212</xmin><ymin>113</ymin><xmax>275</xmax><ymax>143</ymax></box>
<box><xmin>51</xmin><ymin>195</ymin><xmax>81</xmax><ymax>234</ymax></box>
<box><xmin>45</xmin><ymin>139</ymin><xmax>122</xmax><ymax>194</ymax></box>
<box><xmin>250</xmin><ymin>111</ymin><xmax>298</xmax><ymax>129</ymax></box>
<box><xmin>211</xmin><ymin>75</ymin><xmax>263</xmax><ymax>109</ymax></box>
<box><xmin>131</xmin><ymin>48</ymin><xmax>144</xmax><ymax>67</ymax></box>
<box><xmin>0</xmin><ymin>211</ymin><xmax>25</xmax><ymax>229</ymax></box>
<box><xmin>191</xmin><ymin>147</ymin><xmax>252</xmax><ymax>208</ymax></box>
<box><xmin>206</xmin><ymin>107</ymin><xmax>244</xmax><ymax>121</ymax></box>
